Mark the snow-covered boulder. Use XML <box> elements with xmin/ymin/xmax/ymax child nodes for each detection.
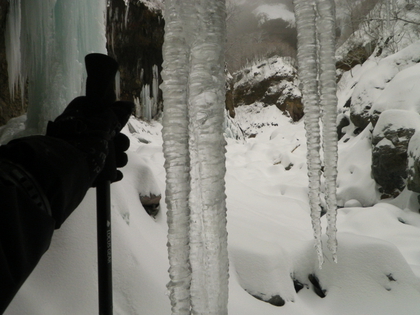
<box><xmin>295</xmin><ymin>232</ymin><xmax>420</xmax><ymax>315</ymax></box>
<box><xmin>230</xmin><ymin>237</ymin><xmax>294</xmax><ymax>307</ymax></box>
<box><xmin>232</xmin><ymin>56</ymin><xmax>302</xmax><ymax>121</ymax></box>
<box><xmin>370</xmin><ymin>62</ymin><xmax>420</xmax><ymax>126</ymax></box>
<box><xmin>348</xmin><ymin>41</ymin><xmax>420</xmax><ymax>130</ymax></box>
<box><xmin>408</xmin><ymin>130</ymin><xmax>420</xmax><ymax>194</ymax></box>
<box><xmin>371</xmin><ymin>110</ymin><xmax>420</xmax><ymax>197</ymax></box>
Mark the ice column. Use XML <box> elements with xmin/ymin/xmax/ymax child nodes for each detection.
<box><xmin>294</xmin><ymin>0</ymin><xmax>338</xmax><ymax>267</ymax></box>
<box><xmin>187</xmin><ymin>0</ymin><xmax>229</xmax><ymax>313</ymax></box>
<box><xmin>317</xmin><ymin>0</ymin><xmax>338</xmax><ymax>261</ymax></box>
<box><xmin>162</xmin><ymin>1</ymin><xmax>194</xmax><ymax>313</ymax></box>
<box><xmin>5</xmin><ymin>0</ymin><xmax>107</xmax><ymax>134</ymax></box>
<box><xmin>162</xmin><ymin>0</ymin><xmax>229</xmax><ymax>314</ymax></box>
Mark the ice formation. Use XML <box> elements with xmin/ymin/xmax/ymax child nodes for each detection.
<box><xmin>294</xmin><ymin>0</ymin><xmax>338</xmax><ymax>267</ymax></box>
<box><xmin>162</xmin><ymin>0</ymin><xmax>229</xmax><ymax>314</ymax></box>
<box><xmin>5</xmin><ymin>0</ymin><xmax>107</xmax><ymax>134</ymax></box>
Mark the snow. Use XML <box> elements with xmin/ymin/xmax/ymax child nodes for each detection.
<box><xmin>253</xmin><ymin>4</ymin><xmax>295</xmax><ymax>26</ymax></box>
<box><xmin>123</xmin><ymin>0</ymin><xmax>163</xmax><ymax>12</ymax></box>
<box><xmin>234</xmin><ymin>56</ymin><xmax>297</xmax><ymax>91</ymax></box>
<box><xmin>3</xmin><ymin>0</ymin><xmax>420</xmax><ymax>313</ymax></box>
<box><xmin>5</xmin><ymin>96</ymin><xmax>420</xmax><ymax>314</ymax></box>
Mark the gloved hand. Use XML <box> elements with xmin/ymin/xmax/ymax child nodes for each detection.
<box><xmin>47</xmin><ymin>96</ymin><xmax>134</xmax><ymax>185</ymax></box>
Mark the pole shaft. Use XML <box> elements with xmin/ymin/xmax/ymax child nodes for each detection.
<box><xmin>97</xmin><ymin>181</ymin><xmax>113</xmax><ymax>315</ymax></box>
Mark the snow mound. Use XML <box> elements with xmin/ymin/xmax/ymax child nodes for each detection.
<box><xmin>303</xmin><ymin>232</ymin><xmax>420</xmax><ymax>315</ymax></box>
<box><xmin>350</xmin><ymin>41</ymin><xmax>420</xmax><ymax>127</ymax></box>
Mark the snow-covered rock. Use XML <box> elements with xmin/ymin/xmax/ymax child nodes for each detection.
<box><xmin>408</xmin><ymin>130</ymin><xmax>420</xmax><ymax>194</ymax></box>
<box><xmin>371</xmin><ymin>110</ymin><xmax>420</xmax><ymax>197</ymax></box>
<box><xmin>349</xmin><ymin>41</ymin><xmax>420</xmax><ymax>130</ymax></box>
<box><xmin>232</xmin><ymin>56</ymin><xmax>302</xmax><ymax>121</ymax></box>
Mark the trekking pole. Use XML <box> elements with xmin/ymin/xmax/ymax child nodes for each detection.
<box><xmin>85</xmin><ymin>53</ymin><xmax>119</xmax><ymax>315</ymax></box>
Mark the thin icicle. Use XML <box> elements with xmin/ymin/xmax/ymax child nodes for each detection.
<box><xmin>294</xmin><ymin>0</ymin><xmax>324</xmax><ymax>267</ymax></box>
<box><xmin>316</xmin><ymin>0</ymin><xmax>338</xmax><ymax>262</ymax></box>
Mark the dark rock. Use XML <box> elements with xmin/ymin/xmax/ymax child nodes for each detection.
<box><xmin>337</xmin><ymin>115</ymin><xmax>350</xmax><ymax>140</ymax></box>
<box><xmin>266</xmin><ymin>295</ymin><xmax>285</xmax><ymax>307</ymax></box>
<box><xmin>278</xmin><ymin>97</ymin><xmax>304</xmax><ymax>122</ymax></box>
<box><xmin>293</xmin><ymin>278</ymin><xmax>305</xmax><ymax>293</ymax></box>
<box><xmin>248</xmin><ymin>290</ymin><xmax>286</xmax><ymax>307</ymax></box>
<box><xmin>350</xmin><ymin>102</ymin><xmax>372</xmax><ymax>130</ymax></box>
<box><xmin>308</xmin><ymin>274</ymin><xmax>326</xmax><ymax>298</ymax></box>
<box><xmin>407</xmin><ymin>132</ymin><xmax>420</xmax><ymax>193</ymax></box>
<box><xmin>226</xmin><ymin>73</ymin><xmax>236</xmax><ymax>118</ymax></box>
<box><xmin>139</xmin><ymin>193</ymin><xmax>161</xmax><ymax>218</ymax></box>
<box><xmin>106</xmin><ymin>0</ymin><xmax>164</xmax><ymax>119</ymax></box>
<box><xmin>372</xmin><ymin>111</ymin><xmax>418</xmax><ymax>196</ymax></box>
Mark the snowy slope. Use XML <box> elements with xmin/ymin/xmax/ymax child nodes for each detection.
<box><xmin>4</xmin><ymin>100</ymin><xmax>420</xmax><ymax>314</ymax></box>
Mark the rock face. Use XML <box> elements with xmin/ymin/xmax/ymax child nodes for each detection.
<box><xmin>106</xmin><ymin>0</ymin><xmax>164</xmax><ymax>120</ymax></box>
<box><xmin>231</xmin><ymin>56</ymin><xmax>302</xmax><ymax>121</ymax></box>
<box><xmin>0</xmin><ymin>0</ymin><xmax>27</xmax><ymax>126</ymax></box>
<box><xmin>371</xmin><ymin>110</ymin><xmax>420</xmax><ymax>197</ymax></box>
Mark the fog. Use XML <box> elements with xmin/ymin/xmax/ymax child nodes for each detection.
<box><xmin>226</xmin><ymin>0</ymin><xmax>381</xmax><ymax>73</ymax></box>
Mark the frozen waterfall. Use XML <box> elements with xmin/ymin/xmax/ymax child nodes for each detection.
<box><xmin>5</xmin><ymin>0</ymin><xmax>107</xmax><ymax>134</ymax></box>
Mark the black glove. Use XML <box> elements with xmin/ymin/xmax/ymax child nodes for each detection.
<box><xmin>47</xmin><ymin>96</ymin><xmax>134</xmax><ymax>185</ymax></box>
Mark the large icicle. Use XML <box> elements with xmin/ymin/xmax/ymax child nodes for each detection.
<box><xmin>294</xmin><ymin>0</ymin><xmax>338</xmax><ymax>267</ymax></box>
<box><xmin>162</xmin><ymin>0</ymin><xmax>229</xmax><ymax>314</ymax></box>
<box><xmin>317</xmin><ymin>0</ymin><xmax>338</xmax><ymax>261</ymax></box>
<box><xmin>162</xmin><ymin>1</ymin><xmax>194</xmax><ymax>313</ymax></box>
<box><xmin>187</xmin><ymin>1</ymin><xmax>229</xmax><ymax>313</ymax></box>
<box><xmin>294</xmin><ymin>0</ymin><xmax>324</xmax><ymax>267</ymax></box>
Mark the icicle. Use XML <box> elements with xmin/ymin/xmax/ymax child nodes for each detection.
<box><xmin>5</xmin><ymin>0</ymin><xmax>107</xmax><ymax>134</ymax></box>
<box><xmin>152</xmin><ymin>64</ymin><xmax>159</xmax><ymax>117</ymax></box>
<box><xmin>115</xmin><ymin>70</ymin><xmax>121</xmax><ymax>100</ymax></box>
<box><xmin>5</xmin><ymin>0</ymin><xmax>22</xmax><ymax>100</ymax></box>
<box><xmin>294</xmin><ymin>0</ymin><xmax>324</xmax><ymax>268</ymax></box>
<box><xmin>317</xmin><ymin>0</ymin><xmax>338</xmax><ymax>262</ymax></box>
<box><xmin>124</xmin><ymin>0</ymin><xmax>130</xmax><ymax>28</ymax></box>
<box><xmin>141</xmin><ymin>84</ymin><xmax>151</xmax><ymax>121</ymax></box>
<box><xmin>162</xmin><ymin>0</ymin><xmax>229</xmax><ymax>313</ymax></box>
<box><xmin>294</xmin><ymin>0</ymin><xmax>339</xmax><ymax>267</ymax></box>
<box><xmin>162</xmin><ymin>0</ymin><xmax>194</xmax><ymax>313</ymax></box>
<box><xmin>187</xmin><ymin>0</ymin><xmax>229</xmax><ymax>312</ymax></box>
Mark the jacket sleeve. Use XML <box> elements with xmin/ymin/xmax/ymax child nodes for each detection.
<box><xmin>0</xmin><ymin>169</ymin><xmax>55</xmax><ymax>314</ymax></box>
<box><xmin>0</xmin><ymin>135</ymin><xmax>96</xmax><ymax>313</ymax></box>
<box><xmin>0</xmin><ymin>135</ymin><xmax>96</xmax><ymax>228</ymax></box>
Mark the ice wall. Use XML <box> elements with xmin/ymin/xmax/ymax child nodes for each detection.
<box><xmin>5</xmin><ymin>0</ymin><xmax>107</xmax><ymax>134</ymax></box>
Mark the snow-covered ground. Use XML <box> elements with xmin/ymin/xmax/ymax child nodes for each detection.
<box><xmin>4</xmin><ymin>98</ymin><xmax>420</xmax><ymax>314</ymax></box>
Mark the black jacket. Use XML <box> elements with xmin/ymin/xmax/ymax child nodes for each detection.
<box><xmin>0</xmin><ymin>136</ymin><xmax>94</xmax><ymax>314</ymax></box>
